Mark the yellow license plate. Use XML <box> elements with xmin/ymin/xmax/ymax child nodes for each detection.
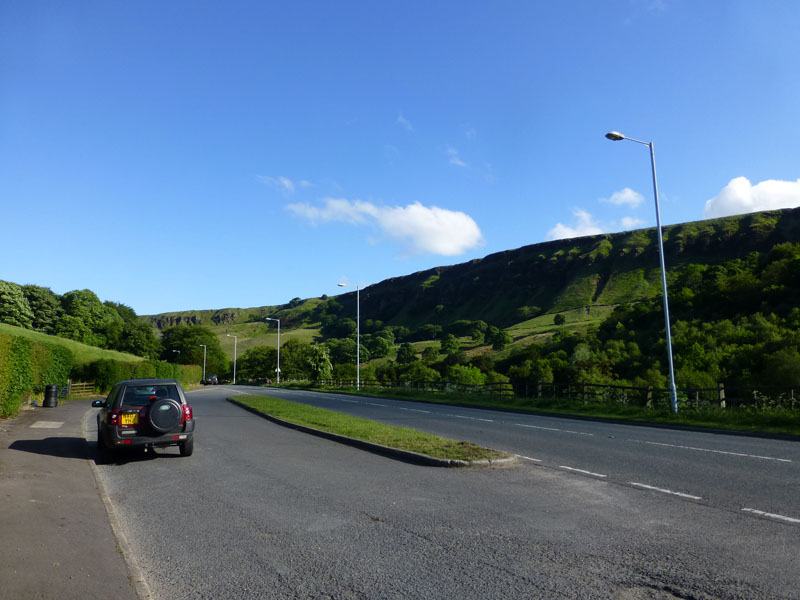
<box><xmin>120</xmin><ymin>413</ymin><xmax>138</xmax><ymax>425</ymax></box>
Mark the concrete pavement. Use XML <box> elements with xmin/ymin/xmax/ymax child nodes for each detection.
<box><xmin>0</xmin><ymin>399</ymin><xmax>141</xmax><ymax>600</ymax></box>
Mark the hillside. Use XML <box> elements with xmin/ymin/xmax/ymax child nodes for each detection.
<box><xmin>143</xmin><ymin>208</ymin><xmax>800</xmax><ymax>345</ymax></box>
<box><xmin>0</xmin><ymin>323</ymin><xmax>146</xmax><ymax>365</ymax></box>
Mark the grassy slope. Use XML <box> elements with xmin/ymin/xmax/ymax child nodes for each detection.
<box><xmin>0</xmin><ymin>323</ymin><xmax>145</xmax><ymax>365</ymax></box>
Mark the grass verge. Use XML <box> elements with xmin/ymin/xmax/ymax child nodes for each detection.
<box><xmin>233</xmin><ymin>394</ymin><xmax>510</xmax><ymax>462</ymax></box>
<box><xmin>277</xmin><ymin>383</ymin><xmax>800</xmax><ymax>438</ymax></box>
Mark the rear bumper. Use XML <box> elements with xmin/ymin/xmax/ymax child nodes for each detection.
<box><xmin>101</xmin><ymin>419</ymin><xmax>195</xmax><ymax>448</ymax></box>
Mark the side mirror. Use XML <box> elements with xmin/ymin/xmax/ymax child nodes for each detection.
<box><xmin>91</xmin><ymin>400</ymin><xmax>104</xmax><ymax>408</ymax></box>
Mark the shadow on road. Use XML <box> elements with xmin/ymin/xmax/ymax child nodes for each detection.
<box><xmin>9</xmin><ymin>437</ymin><xmax>90</xmax><ymax>460</ymax></box>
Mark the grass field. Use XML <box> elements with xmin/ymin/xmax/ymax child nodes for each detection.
<box><xmin>233</xmin><ymin>394</ymin><xmax>510</xmax><ymax>461</ymax></box>
<box><xmin>506</xmin><ymin>305</ymin><xmax>616</xmax><ymax>347</ymax></box>
<box><xmin>0</xmin><ymin>323</ymin><xmax>146</xmax><ymax>365</ymax></box>
<box><xmin>218</xmin><ymin>327</ymin><xmax>320</xmax><ymax>356</ymax></box>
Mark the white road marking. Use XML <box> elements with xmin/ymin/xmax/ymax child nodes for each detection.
<box><xmin>741</xmin><ymin>508</ymin><xmax>800</xmax><ymax>525</ymax></box>
<box><xmin>398</xmin><ymin>407</ymin><xmax>431</xmax><ymax>414</ymax></box>
<box><xmin>30</xmin><ymin>421</ymin><xmax>64</xmax><ymax>429</ymax></box>
<box><xmin>516</xmin><ymin>423</ymin><xmax>594</xmax><ymax>436</ymax></box>
<box><xmin>559</xmin><ymin>466</ymin><xmax>607</xmax><ymax>478</ymax></box>
<box><xmin>339</xmin><ymin>399</ymin><xmax>359</xmax><ymax>403</ymax></box>
<box><xmin>366</xmin><ymin>402</ymin><xmax>387</xmax><ymax>407</ymax></box>
<box><xmin>517</xmin><ymin>455</ymin><xmax>542</xmax><ymax>462</ymax></box>
<box><xmin>636</xmin><ymin>440</ymin><xmax>791</xmax><ymax>463</ymax></box>
<box><xmin>629</xmin><ymin>482</ymin><xmax>702</xmax><ymax>500</ymax></box>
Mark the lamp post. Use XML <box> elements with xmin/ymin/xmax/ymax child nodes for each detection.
<box><xmin>172</xmin><ymin>349</ymin><xmax>181</xmax><ymax>363</ymax></box>
<box><xmin>338</xmin><ymin>282</ymin><xmax>361</xmax><ymax>390</ymax></box>
<box><xmin>199</xmin><ymin>344</ymin><xmax>207</xmax><ymax>383</ymax></box>
<box><xmin>226</xmin><ymin>334</ymin><xmax>238</xmax><ymax>385</ymax></box>
<box><xmin>605</xmin><ymin>131</ymin><xmax>679</xmax><ymax>414</ymax></box>
<box><xmin>265</xmin><ymin>317</ymin><xmax>281</xmax><ymax>384</ymax></box>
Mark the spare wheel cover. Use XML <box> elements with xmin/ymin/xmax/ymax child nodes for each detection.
<box><xmin>149</xmin><ymin>399</ymin><xmax>182</xmax><ymax>433</ymax></box>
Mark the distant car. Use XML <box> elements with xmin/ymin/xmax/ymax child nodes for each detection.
<box><xmin>93</xmin><ymin>378</ymin><xmax>195</xmax><ymax>456</ymax></box>
<box><xmin>205</xmin><ymin>375</ymin><xmax>219</xmax><ymax>385</ymax></box>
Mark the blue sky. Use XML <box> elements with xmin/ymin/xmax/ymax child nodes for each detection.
<box><xmin>2</xmin><ymin>1</ymin><xmax>799</xmax><ymax>315</ymax></box>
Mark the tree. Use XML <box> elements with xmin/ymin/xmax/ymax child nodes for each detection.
<box><xmin>320</xmin><ymin>317</ymin><xmax>357</xmax><ymax>339</ymax></box>
<box><xmin>56</xmin><ymin>289</ymin><xmax>123</xmax><ymax>347</ymax></box>
<box><xmin>421</xmin><ymin>346</ymin><xmax>439</xmax><ymax>364</ymax></box>
<box><xmin>280</xmin><ymin>339</ymin><xmax>313</xmax><ymax>379</ymax></box>
<box><xmin>239</xmin><ymin>346</ymin><xmax>278</xmax><ymax>381</ymax></box>
<box><xmin>160</xmin><ymin>326</ymin><xmax>228</xmax><ymax>375</ymax></box>
<box><xmin>440</xmin><ymin>334</ymin><xmax>460</xmax><ymax>354</ymax></box>
<box><xmin>306</xmin><ymin>345</ymin><xmax>333</xmax><ymax>382</ymax></box>
<box><xmin>22</xmin><ymin>285</ymin><xmax>62</xmax><ymax>333</ymax></box>
<box><xmin>446</xmin><ymin>364</ymin><xmax>487</xmax><ymax>386</ymax></box>
<box><xmin>327</xmin><ymin>338</ymin><xmax>358</xmax><ymax>365</ymax></box>
<box><xmin>366</xmin><ymin>335</ymin><xmax>392</xmax><ymax>359</ymax></box>
<box><xmin>398</xmin><ymin>361</ymin><xmax>440</xmax><ymax>382</ymax></box>
<box><xmin>396</xmin><ymin>343</ymin><xmax>417</xmax><ymax>364</ymax></box>
<box><xmin>554</xmin><ymin>314</ymin><xmax>566</xmax><ymax>326</ymax></box>
<box><xmin>491</xmin><ymin>330</ymin><xmax>513</xmax><ymax>351</ymax></box>
<box><xmin>118</xmin><ymin>321</ymin><xmax>162</xmax><ymax>359</ymax></box>
<box><xmin>0</xmin><ymin>280</ymin><xmax>35</xmax><ymax>328</ymax></box>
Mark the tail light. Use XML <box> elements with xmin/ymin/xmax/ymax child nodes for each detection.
<box><xmin>181</xmin><ymin>404</ymin><xmax>193</xmax><ymax>423</ymax></box>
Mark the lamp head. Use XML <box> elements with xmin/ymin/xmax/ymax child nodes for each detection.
<box><xmin>605</xmin><ymin>131</ymin><xmax>625</xmax><ymax>141</ymax></box>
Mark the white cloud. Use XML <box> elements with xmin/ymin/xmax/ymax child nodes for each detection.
<box><xmin>621</xmin><ymin>216</ymin><xmax>645</xmax><ymax>229</ymax></box>
<box><xmin>286</xmin><ymin>197</ymin><xmax>376</xmax><ymax>225</ymax></box>
<box><xmin>286</xmin><ymin>198</ymin><xmax>483</xmax><ymax>256</ymax></box>
<box><xmin>601</xmin><ymin>187</ymin><xmax>644</xmax><ymax>208</ymax></box>
<box><xmin>704</xmin><ymin>177</ymin><xmax>800</xmax><ymax>218</ymax></box>
<box><xmin>396</xmin><ymin>113</ymin><xmax>414</xmax><ymax>132</ymax></box>
<box><xmin>547</xmin><ymin>209</ymin><xmax>605</xmax><ymax>240</ymax></box>
<box><xmin>258</xmin><ymin>175</ymin><xmax>296</xmax><ymax>194</ymax></box>
<box><xmin>447</xmin><ymin>146</ymin><xmax>468</xmax><ymax>168</ymax></box>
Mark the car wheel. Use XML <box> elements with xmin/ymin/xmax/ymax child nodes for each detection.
<box><xmin>179</xmin><ymin>437</ymin><xmax>194</xmax><ymax>457</ymax></box>
<box><xmin>148</xmin><ymin>399</ymin><xmax>183</xmax><ymax>433</ymax></box>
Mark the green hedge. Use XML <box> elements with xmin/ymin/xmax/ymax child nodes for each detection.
<box><xmin>1</xmin><ymin>330</ymin><xmax>201</xmax><ymax>418</ymax></box>
<box><xmin>0</xmin><ymin>333</ymin><xmax>73</xmax><ymax>418</ymax></box>
<box><xmin>72</xmin><ymin>359</ymin><xmax>202</xmax><ymax>394</ymax></box>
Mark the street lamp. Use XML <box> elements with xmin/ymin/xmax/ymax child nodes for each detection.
<box><xmin>605</xmin><ymin>131</ymin><xmax>679</xmax><ymax>414</ymax></box>
<box><xmin>338</xmin><ymin>282</ymin><xmax>361</xmax><ymax>390</ymax></box>
<box><xmin>226</xmin><ymin>334</ymin><xmax>238</xmax><ymax>385</ymax></box>
<box><xmin>172</xmin><ymin>349</ymin><xmax>181</xmax><ymax>363</ymax></box>
<box><xmin>265</xmin><ymin>317</ymin><xmax>281</xmax><ymax>384</ymax></box>
<box><xmin>199</xmin><ymin>344</ymin><xmax>207</xmax><ymax>383</ymax></box>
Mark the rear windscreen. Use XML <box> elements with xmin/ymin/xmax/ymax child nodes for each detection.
<box><xmin>120</xmin><ymin>385</ymin><xmax>180</xmax><ymax>406</ymax></box>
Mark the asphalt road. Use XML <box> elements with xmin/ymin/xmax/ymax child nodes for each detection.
<box><xmin>93</xmin><ymin>386</ymin><xmax>800</xmax><ymax>599</ymax></box>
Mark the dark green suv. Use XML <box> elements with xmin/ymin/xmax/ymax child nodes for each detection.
<box><xmin>93</xmin><ymin>379</ymin><xmax>195</xmax><ymax>456</ymax></box>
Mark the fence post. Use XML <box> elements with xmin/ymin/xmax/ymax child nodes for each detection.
<box><xmin>718</xmin><ymin>383</ymin><xmax>726</xmax><ymax>409</ymax></box>
<box><xmin>537</xmin><ymin>382</ymin><xmax>542</xmax><ymax>398</ymax></box>
<box><xmin>645</xmin><ymin>386</ymin><xmax>653</xmax><ymax>408</ymax></box>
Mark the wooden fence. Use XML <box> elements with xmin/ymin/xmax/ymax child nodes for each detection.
<box><xmin>59</xmin><ymin>381</ymin><xmax>96</xmax><ymax>397</ymax></box>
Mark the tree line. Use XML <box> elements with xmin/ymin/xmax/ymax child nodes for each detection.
<box><xmin>0</xmin><ymin>282</ymin><xmax>161</xmax><ymax>358</ymax></box>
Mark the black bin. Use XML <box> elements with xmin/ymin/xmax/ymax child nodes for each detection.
<box><xmin>43</xmin><ymin>385</ymin><xmax>58</xmax><ymax>408</ymax></box>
